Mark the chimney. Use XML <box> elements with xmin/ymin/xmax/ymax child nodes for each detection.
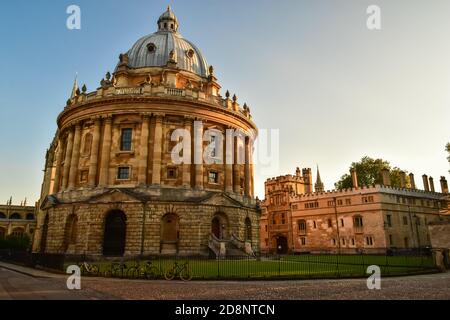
<box><xmin>399</xmin><ymin>171</ymin><xmax>406</xmax><ymax>188</ymax></box>
<box><xmin>409</xmin><ymin>173</ymin><xmax>416</xmax><ymax>189</ymax></box>
<box><xmin>381</xmin><ymin>168</ymin><xmax>391</xmax><ymax>186</ymax></box>
<box><xmin>351</xmin><ymin>169</ymin><xmax>358</xmax><ymax>188</ymax></box>
<box><xmin>296</xmin><ymin>167</ymin><xmax>301</xmax><ymax>177</ymax></box>
<box><xmin>429</xmin><ymin>177</ymin><xmax>435</xmax><ymax>192</ymax></box>
<box><xmin>422</xmin><ymin>174</ymin><xmax>429</xmax><ymax>191</ymax></box>
<box><xmin>440</xmin><ymin>176</ymin><xmax>449</xmax><ymax>194</ymax></box>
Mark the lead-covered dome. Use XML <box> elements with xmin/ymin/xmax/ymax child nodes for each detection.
<box><xmin>124</xmin><ymin>7</ymin><xmax>209</xmax><ymax>78</ymax></box>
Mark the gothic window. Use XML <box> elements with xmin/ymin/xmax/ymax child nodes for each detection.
<box><xmin>353</xmin><ymin>215</ymin><xmax>363</xmax><ymax>228</ymax></box>
<box><xmin>327</xmin><ymin>219</ymin><xmax>332</xmax><ymax>228</ymax></box>
<box><xmin>120</xmin><ymin>128</ymin><xmax>133</xmax><ymax>151</ymax></box>
<box><xmin>0</xmin><ymin>212</ymin><xmax>6</xmax><ymax>219</ymax></box>
<box><xmin>298</xmin><ymin>220</ymin><xmax>306</xmax><ymax>235</ymax></box>
<box><xmin>365</xmin><ymin>236</ymin><xmax>374</xmax><ymax>246</ymax></box>
<box><xmin>26</xmin><ymin>213</ymin><xmax>35</xmax><ymax>220</ymax></box>
<box><xmin>340</xmin><ymin>219</ymin><xmax>344</xmax><ymax>227</ymax></box>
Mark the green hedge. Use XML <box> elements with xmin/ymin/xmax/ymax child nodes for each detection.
<box><xmin>0</xmin><ymin>234</ymin><xmax>31</xmax><ymax>251</ymax></box>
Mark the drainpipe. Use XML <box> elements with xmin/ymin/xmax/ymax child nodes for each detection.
<box><xmin>333</xmin><ymin>197</ymin><xmax>341</xmax><ymax>254</ymax></box>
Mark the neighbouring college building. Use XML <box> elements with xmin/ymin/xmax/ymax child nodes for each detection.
<box><xmin>33</xmin><ymin>7</ymin><xmax>260</xmax><ymax>258</ymax></box>
<box><xmin>0</xmin><ymin>201</ymin><xmax>36</xmax><ymax>240</ymax></box>
<box><xmin>261</xmin><ymin>167</ymin><xmax>449</xmax><ymax>254</ymax></box>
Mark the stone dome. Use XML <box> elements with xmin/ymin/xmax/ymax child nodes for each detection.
<box><xmin>123</xmin><ymin>7</ymin><xmax>209</xmax><ymax>78</ymax></box>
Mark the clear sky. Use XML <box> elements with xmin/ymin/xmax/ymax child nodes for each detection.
<box><xmin>0</xmin><ymin>0</ymin><xmax>449</xmax><ymax>204</ymax></box>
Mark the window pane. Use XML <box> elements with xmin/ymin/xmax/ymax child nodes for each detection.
<box><xmin>118</xmin><ymin>167</ymin><xmax>130</xmax><ymax>179</ymax></box>
<box><xmin>121</xmin><ymin>128</ymin><xmax>132</xmax><ymax>151</ymax></box>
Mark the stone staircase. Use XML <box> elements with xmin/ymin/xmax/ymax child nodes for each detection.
<box><xmin>208</xmin><ymin>233</ymin><xmax>254</xmax><ymax>258</ymax></box>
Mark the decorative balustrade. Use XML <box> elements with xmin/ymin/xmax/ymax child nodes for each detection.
<box><xmin>166</xmin><ymin>87</ymin><xmax>184</xmax><ymax>97</ymax></box>
<box><xmin>115</xmin><ymin>87</ymin><xmax>144</xmax><ymax>95</ymax></box>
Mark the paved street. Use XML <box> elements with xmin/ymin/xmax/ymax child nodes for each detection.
<box><xmin>0</xmin><ymin>263</ymin><xmax>449</xmax><ymax>300</ymax></box>
<box><xmin>0</xmin><ymin>266</ymin><xmax>117</xmax><ymax>300</ymax></box>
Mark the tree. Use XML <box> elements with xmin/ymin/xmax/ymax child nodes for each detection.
<box><xmin>446</xmin><ymin>143</ymin><xmax>450</xmax><ymax>173</ymax></box>
<box><xmin>335</xmin><ymin>156</ymin><xmax>409</xmax><ymax>189</ymax></box>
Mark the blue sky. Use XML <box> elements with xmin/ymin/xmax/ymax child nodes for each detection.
<box><xmin>0</xmin><ymin>0</ymin><xmax>449</xmax><ymax>204</ymax></box>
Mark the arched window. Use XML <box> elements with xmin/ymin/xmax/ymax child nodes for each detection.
<box><xmin>63</xmin><ymin>214</ymin><xmax>78</xmax><ymax>251</ymax></box>
<box><xmin>245</xmin><ymin>217</ymin><xmax>252</xmax><ymax>241</ymax></box>
<box><xmin>10</xmin><ymin>213</ymin><xmax>21</xmax><ymax>220</ymax></box>
<box><xmin>40</xmin><ymin>215</ymin><xmax>49</xmax><ymax>253</ymax></box>
<box><xmin>12</xmin><ymin>227</ymin><xmax>24</xmax><ymax>238</ymax></box>
<box><xmin>0</xmin><ymin>212</ymin><xmax>6</xmax><ymax>219</ymax></box>
<box><xmin>161</xmin><ymin>213</ymin><xmax>180</xmax><ymax>242</ymax></box>
<box><xmin>103</xmin><ymin>210</ymin><xmax>127</xmax><ymax>256</ymax></box>
<box><xmin>0</xmin><ymin>227</ymin><xmax>5</xmax><ymax>240</ymax></box>
<box><xmin>298</xmin><ymin>219</ymin><xmax>307</xmax><ymax>235</ymax></box>
<box><xmin>83</xmin><ymin>133</ymin><xmax>93</xmax><ymax>155</ymax></box>
<box><xmin>26</xmin><ymin>213</ymin><xmax>35</xmax><ymax>220</ymax></box>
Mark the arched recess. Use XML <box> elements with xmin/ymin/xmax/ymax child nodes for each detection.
<box><xmin>63</xmin><ymin>214</ymin><xmax>78</xmax><ymax>252</ymax></box>
<box><xmin>211</xmin><ymin>212</ymin><xmax>229</xmax><ymax>240</ymax></box>
<box><xmin>244</xmin><ymin>217</ymin><xmax>252</xmax><ymax>241</ymax></box>
<box><xmin>40</xmin><ymin>214</ymin><xmax>49</xmax><ymax>253</ymax></box>
<box><xmin>103</xmin><ymin>210</ymin><xmax>127</xmax><ymax>256</ymax></box>
<box><xmin>161</xmin><ymin>213</ymin><xmax>180</xmax><ymax>242</ymax></box>
<box><xmin>10</xmin><ymin>213</ymin><xmax>21</xmax><ymax>220</ymax></box>
<box><xmin>0</xmin><ymin>212</ymin><xmax>6</xmax><ymax>219</ymax></box>
<box><xmin>274</xmin><ymin>234</ymin><xmax>288</xmax><ymax>254</ymax></box>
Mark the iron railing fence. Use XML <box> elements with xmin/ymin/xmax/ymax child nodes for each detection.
<box><xmin>0</xmin><ymin>248</ymin><xmax>439</xmax><ymax>280</ymax></box>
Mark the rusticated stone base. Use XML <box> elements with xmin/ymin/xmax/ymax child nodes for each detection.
<box><xmin>33</xmin><ymin>188</ymin><xmax>260</xmax><ymax>257</ymax></box>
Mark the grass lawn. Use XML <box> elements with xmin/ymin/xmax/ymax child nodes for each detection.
<box><xmin>67</xmin><ymin>254</ymin><xmax>436</xmax><ymax>280</ymax></box>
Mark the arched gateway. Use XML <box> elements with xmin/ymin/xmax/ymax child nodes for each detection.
<box><xmin>103</xmin><ymin>210</ymin><xmax>127</xmax><ymax>256</ymax></box>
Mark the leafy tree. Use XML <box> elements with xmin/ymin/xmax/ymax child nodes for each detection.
<box><xmin>446</xmin><ymin>143</ymin><xmax>450</xmax><ymax>173</ymax></box>
<box><xmin>335</xmin><ymin>156</ymin><xmax>410</xmax><ymax>189</ymax></box>
<box><xmin>0</xmin><ymin>234</ymin><xmax>31</xmax><ymax>251</ymax></box>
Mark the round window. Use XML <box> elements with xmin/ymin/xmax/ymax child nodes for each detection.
<box><xmin>147</xmin><ymin>43</ymin><xmax>156</xmax><ymax>53</ymax></box>
<box><xmin>186</xmin><ymin>49</ymin><xmax>195</xmax><ymax>58</ymax></box>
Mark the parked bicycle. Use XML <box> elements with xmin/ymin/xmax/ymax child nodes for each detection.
<box><xmin>104</xmin><ymin>262</ymin><xmax>128</xmax><ymax>278</ymax></box>
<box><xmin>78</xmin><ymin>261</ymin><xmax>99</xmax><ymax>276</ymax></box>
<box><xmin>164</xmin><ymin>261</ymin><xmax>192</xmax><ymax>281</ymax></box>
<box><xmin>127</xmin><ymin>260</ymin><xmax>161</xmax><ymax>279</ymax></box>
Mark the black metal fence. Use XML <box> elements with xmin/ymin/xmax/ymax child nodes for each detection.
<box><xmin>0</xmin><ymin>248</ymin><xmax>439</xmax><ymax>280</ymax></box>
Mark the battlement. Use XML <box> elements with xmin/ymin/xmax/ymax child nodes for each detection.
<box><xmin>288</xmin><ymin>184</ymin><xmax>445</xmax><ymax>201</ymax></box>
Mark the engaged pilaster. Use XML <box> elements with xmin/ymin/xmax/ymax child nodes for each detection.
<box><xmin>98</xmin><ymin>116</ymin><xmax>112</xmax><ymax>187</ymax></box>
<box><xmin>61</xmin><ymin>128</ymin><xmax>74</xmax><ymax>191</ymax></box>
<box><xmin>138</xmin><ymin>114</ymin><xmax>150</xmax><ymax>185</ymax></box>
<box><xmin>88</xmin><ymin>117</ymin><xmax>102</xmax><ymax>187</ymax></box>
<box><xmin>152</xmin><ymin>113</ymin><xmax>164</xmax><ymax>184</ymax></box>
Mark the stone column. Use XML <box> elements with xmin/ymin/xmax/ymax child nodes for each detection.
<box><xmin>99</xmin><ymin>116</ymin><xmax>112</xmax><ymax>187</ymax></box>
<box><xmin>152</xmin><ymin>114</ymin><xmax>164</xmax><ymax>184</ymax></box>
<box><xmin>61</xmin><ymin>128</ymin><xmax>74</xmax><ymax>191</ymax></box>
<box><xmin>138</xmin><ymin>114</ymin><xmax>150</xmax><ymax>185</ymax></box>
<box><xmin>244</xmin><ymin>136</ymin><xmax>251</xmax><ymax>197</ymax></box>
<box><xmin>194</xmin><ymin>119</ymin><xmax>204</xmax><ymax>189</ymax></box>
<box><xmin>182</xmin><ymin>116</ymin><xmax>193</xmax><ymax>187</ymax></box>
<box><xmin>88</xmin><ymin>118</ymin><xmax>102</xmax><ymax>187</ymax></box>
<box><xmin>52</xmin><ymin>139</ymin><xmax>63</xmax><ymax>194</ymax></box>
<box><xmin>233</xmin><ymin>134</ymin><xmax>242</xmax><ymax>193</ymax></box>
<box><xmin>68</xmin><ymin>123</ymin><xmax>82</xmax><ymax>190</ymax></box>
<box><xmin>225</xmin><ymin>127</ymin><xmax>233</xmax><ymax>193</ymax></box>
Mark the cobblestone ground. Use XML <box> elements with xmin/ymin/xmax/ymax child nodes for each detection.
<box><xmin>1</xmin><ymin>264</ymin><xmax>449</xmax><ymax>300</ymax></box>
<box><xmin>82</xmin><ymin>272</ymin><xmax>450</xmax><ymax>300</ymax></box>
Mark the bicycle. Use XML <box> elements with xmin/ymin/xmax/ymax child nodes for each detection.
<box><xmin>78</xmin><ymin>261</ymin><xmax>99</xmax><ymax>276</ymax></box>
<box><xmin>164</xmin><ymin>261</ymin><xmax>192</xmax><ymax>281</ymax></box>
<box><xmin>104</xmin><ymin>262</ymin><xmax>128</xmax><ymax>278</ymax></box>
<box><xmin>127</xmin><ymin>260</ymin><xmax>161</xmax><ymax>279</ymax></box>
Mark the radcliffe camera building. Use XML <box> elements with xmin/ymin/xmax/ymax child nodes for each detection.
<box><xmin>261</xmin><ymin>167</ymin><xmax>449</xmax><ymax>254</ymax></box>
<box><xmin>33</xmin><ymin>7</ymin><xmax>259</xmax><ymax>258</ymax></box>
